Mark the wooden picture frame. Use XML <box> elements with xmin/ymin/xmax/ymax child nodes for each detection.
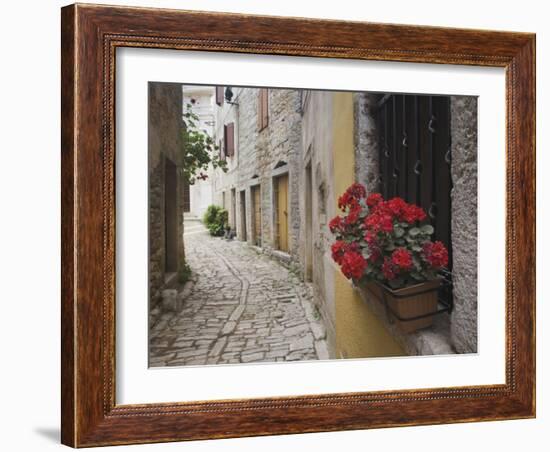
<box><xmin>61</xmin><ymin>3</ymin><xmax>535</xmax><ymax>447</ymax></box>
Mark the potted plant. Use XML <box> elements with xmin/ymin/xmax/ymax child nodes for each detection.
<box><xmin>329</xmin><ymin>183</ymin><xmax>449</xmax><ymax>333</ymax></box>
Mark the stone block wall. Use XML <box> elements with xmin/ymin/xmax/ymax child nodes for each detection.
<box><xmin>148</xmin><ymin>82</ymin><xmax>185</xmax><ymax>309</ymax></box>
<box><xmin>299</xmin><ymin>91</ymin><xmax>337</xmax><ymax>354</ymax></box>
<box><xmin>352</xmin><ymin>93</ymin><xmax>478</xmax><ymax>355</ymax></box>
<box><xmin>210</xmin><ymin>87</ymin><xmax>479</xmax><ymax>357</ymax></box>
<box><xmin>212</xmin><ymin>87</ymin><xmax>303</xmax><ymax>263</ymax></box>
<box><xmin>450</xmin><ymin>96</ymin><xmax>478</xmax><ymax>354</ymax></box>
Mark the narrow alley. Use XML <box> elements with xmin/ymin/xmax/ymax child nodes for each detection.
<box><xmin>149</xmin><ymin>217</ymin><xmax>329</xmax><ymax>366</ymax></box>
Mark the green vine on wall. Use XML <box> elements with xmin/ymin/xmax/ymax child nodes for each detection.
<box><xmin>181</xmin><ymin>103</ymin><xmax>227</xmax><ymax>184</ymax></box>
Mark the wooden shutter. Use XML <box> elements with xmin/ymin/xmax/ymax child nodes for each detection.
<box><xmin>216</xmin><ymin>86</ymin><xmax>224</xmax><ymax>105</ymax></box>
<box><xmin>224</xmin><ymin>123</ymin><xmax>235</xmax><ymax>157</ymax></box>
<box><xmin>223</xmin><ymin>125</ymin><xmax>228</xmax><ymax>156</ymax></box>
<box><xmin>258</xmin><ymin>88</ymin><xmax>269</xmax><ymax>130</ymax></box>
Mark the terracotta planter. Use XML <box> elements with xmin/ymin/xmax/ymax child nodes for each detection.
<box><xmin>366</xmin><ymin>278</ymin><xmax>442</xmax><ymax>333</ymax></box>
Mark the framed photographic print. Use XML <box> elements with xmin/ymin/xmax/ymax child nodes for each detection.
<box><xmin>61</xmin><ymin>3</ymin><xmax>536</xmax><ymax>447</ymax></box>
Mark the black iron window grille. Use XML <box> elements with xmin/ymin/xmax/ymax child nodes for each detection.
<box><xmin>376</xmin><ymin>94</ymin><xmax>453</xmax><ymax>307</ymax></box>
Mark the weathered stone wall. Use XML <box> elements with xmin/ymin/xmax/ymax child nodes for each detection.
<box><xmin>212</xmin><ymin>89</ymin><xmax>238</xmax><ymax>224</ymax></box>
<box><xmin>300</xmin><ymin>91</ymin><xmax>337</xmax><ymax>355</ymax></box>
<box><xmin>353</xmin><ymin>92</ymin><xmax>381</xmax><ymax>193</ymax></box>
<box><xmin>210</xmin><ymin>88</ymin><xmax>478</xmax><ymax>357</ymax></box>
<box><xmin>450</xmin><ymin>96</ymin><xmax>478</xmax><ymax>354</ymax></box>
<box><xmin>212</xmin><ymin>87</ymin><xmax>303</xmax><ymax>263</ymax></box>
<box><xmin>258</xmin><ymin>89</ymin><xmax>303</xmax><ymax>256</ymax></box>
<box><xmin>148</xmin><ymin>82</ymin><xmax>185</xmax><ymax>309</ymax></box>
<box><xmin>352</xmin><ymin>93</ymin><xmax>478</xmax><ymax>355</ymax></box>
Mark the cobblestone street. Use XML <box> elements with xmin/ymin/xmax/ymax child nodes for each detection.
<box><xmin>149</xmin><ymin>219</ymin><xmax>329</xmax><ymax>367</ymax></box>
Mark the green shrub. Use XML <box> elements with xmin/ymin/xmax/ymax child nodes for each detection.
<box><xmin>178</xmin><ymin>261</ymin><xmax>192</xmax><ymax>285</ymax></box>
<box><xmin>203</xmin><ymin>205</ymin><xmax>228</xmax><ymax>237</ymax></box>
<box><xmin>203</xmin><ymin>204</ymin><xmax>220</xmax><ymax>226</ymax></box>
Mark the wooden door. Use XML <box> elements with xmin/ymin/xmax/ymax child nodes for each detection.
<box><xmin>240</xmin><ymin>190</ymin><xmax>247</xmax><ymax>241</ymax></box>
<box><xmin>252</xmin><ymin>185</ymin><xmax>262</xmax><ymax>246</ymax></box>
<box><xmin>231</xmin><ymin>188</ymin><xmax>236</xmax><ymax>229</ymax></box>
<box><xmin>276</xmin><ymin>174</ymin><xmax>289</xmax><ymax>252</ymax></box>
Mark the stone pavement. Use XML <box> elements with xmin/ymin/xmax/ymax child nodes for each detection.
<box><xmin>149</xmin><ymin>219</ymin><xmax>329</xmax><ymax>367</ymax></box>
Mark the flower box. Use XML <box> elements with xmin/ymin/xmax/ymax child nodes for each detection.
<box><xmin>366</xmin><ymin>278</ymin><xmax>442</xmax><ymax>333</ymax></box>
<box><xmin>329</xmin><ymin>185</ymin><xmax>451</xmax><ymax>333</ymax></box>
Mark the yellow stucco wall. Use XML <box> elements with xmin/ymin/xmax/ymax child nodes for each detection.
<box><xmin>332</xmin><ymin>92</ymin><xmax>405</xmax><ymax>358</ymax></box>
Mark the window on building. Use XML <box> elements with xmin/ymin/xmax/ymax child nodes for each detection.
<box><xmin>376</xmin><ymin>94</ymin><xmax>453</xmax><ymax>301</ymax></box>
<box><xmin>258</xmin><ymin>88</ymin><xmax>269</xmax><ymax>131</ymax></box>
<box><xmin>182</xmin><ymin>180</ymin><xmax>190</xmax><ymax>213</ymax></box>
<box><xmin>224</xmin><ymin>123</ymin><xmax>235</xmax><ymax>157</ymax></box>
<box><xmin>215</xmin><ymin>86</ymin><xmax>224</xmax><ymax>106</ymax></box>
<box><xmin>376</xmin><ymin>94</ymin><xmax>451</xmax><ymax>259</ymax></box>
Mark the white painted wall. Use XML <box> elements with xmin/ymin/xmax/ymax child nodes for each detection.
<box><xmin>182</xmin><ymin>85</ymin><xmax>215</xmax><ymax>218</ymax></box>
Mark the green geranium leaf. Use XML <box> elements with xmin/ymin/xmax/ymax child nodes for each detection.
<box><xmin>394</xmin><ymin>226</ymin><xmax>405</xmax><ymax>238</ymax></box>
<box><xmin>409</xmin><ymin>227</ymin><xmax>421</xmax><ymax>237</ymax></box>
<box><xmin>420</xmin><ymin>224</ymin><xmax>434</xmax><ymax>235</ymax></box>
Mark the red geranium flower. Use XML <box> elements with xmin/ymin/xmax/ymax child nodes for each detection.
<box><xmin>348</xmin><ymin>182</ymin><xmax>367</xmax><ymax>199</ymax></box>
<box><xmin>387</xmin><ymin>197</ymin><xmax>407</xmax><ymax>217</ymax></box>
<box><xmin>364</xmin><ymin>231</ymin><xmax>377</xmax><ymax>246</ymax></box>
<box><xmin>364</xmin><ymin>212</ymin><xmax>394</xmax><ymax>234</ymax></box>
<box><xmin>345</xmin><ymin>203</ymin><xmax>361</xmax><ymax>225</ymax></box>
<box><xmin>422</xmin><ymin>241</ymin><xmax>449</xmax><ymax>268</ymax></box>
<box><xmin>340</xmin><ymin>250</ymin><xmax>368</xmax><ymax>280</ymax></box>
<box><xmin>331</xmin><ymin>241</ymin><xmax>359</xmax><ymax>265</ymax></box>
<box><xmin>338</xmin><ymin>183</ymin><xmax>366</xmax><ymax>209</ymax></box>
<box><xmin>379</xmin><ymin>213</ymin><xmax>394</xmax><ymax>233</ymax></box>
<box><xmin>366</xmin><ymin>192</ymin><xmax>383</xmax><ymax>208</ymax></box>
<box><xmin>391</xmin><ymin>247</ymin><xmax>413</xmax><ymax>270</ymax></box>
<box><xmin>402</xmin><ymin>204</ymin><xmax>427</xmax><ymax>223</ymax></box>
<box><xmin>331</xmin><ymin>240</ymin><xmax>347</xmax><ymax>265</ymax></box>
<box><xmin>331</xmin><ymin>184</ymin><xmax>448</xmax><ymax>287</ymax></box>
<box><xmin>329</xmin><ymin>216</ymin><xmax>343</xmax><ymax>233</ymax></box>
<box><xmin>364</xmin><ymin>213</ymin><xmax>381</xmax><ymax>233</ymax></box>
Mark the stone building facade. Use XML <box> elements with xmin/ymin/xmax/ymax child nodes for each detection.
<box><xmin>210</xmin><ymin>85</ymin><xmax>478</xmax><ymax>358</ymax></box>
<box><xmin>449</xmin><ymin>96</ymin><xmax>478</xmax><ymax>354</ymax></box>
<box><xmin>148</xmin><ymin>83</ymin><xmax>186</xmax><ymax>309</ymax></box>
<box><xmin>300</xmin><ymin>91</ymin><xmax>478</xmax><ymax>357</ymax></box>
<box><xmin>212</xmin><ymin>87</ymin><xmax>303</xmax><ymax>263</ymax></box>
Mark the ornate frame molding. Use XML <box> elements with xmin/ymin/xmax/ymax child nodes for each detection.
<box><xmin>61</xmin><ymin>4</ymin><xmax>535</xmax><ymax>447</ymax></box>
